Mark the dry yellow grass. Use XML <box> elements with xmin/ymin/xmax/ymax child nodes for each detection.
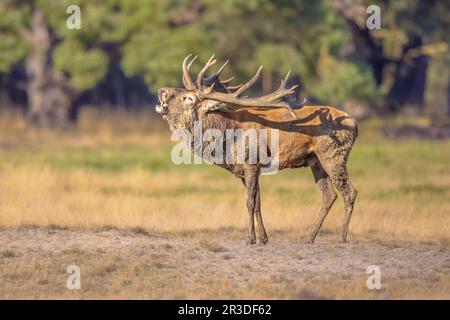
<box><xmin>0</xmin><ymin>110</ymin><xmax>449</xmax><ymax>299</ymax></box>
<box><xmin>0</xmin><ymin>164</ymin><xmax>448</xmax><ymax>243</ymax></box>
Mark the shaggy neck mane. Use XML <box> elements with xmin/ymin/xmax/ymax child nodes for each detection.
<box><xmin>197</xmin><ymin>109</ymin><xmax>239</xmax><ymax>133</ymax></box>
<box><xmin>174</xmin><ymin>104</ymin><xmax>241</xmax><ymax>136</ymax></box>
<box><xmin>182</xmin><ymin>108</ymin><xmax>241</xmax><ymax>171</ymax></box>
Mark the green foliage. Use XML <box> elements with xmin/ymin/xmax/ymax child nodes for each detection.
<box><xmin>126</xmin><ymin>0</ymin><xmax>338</xmax><ymax>91</ymax></box>
<box><xmin>256</xmin><ymin>44</ymin><xmax>306</xmax><ymax>77</ymax></box>
<box><xmin>122</xmin><ymin>25</ymin><xmax>210</xmax><ymax>88</ymax></box>
<box><xmin>53</xmin><ymin>40</ymin><xmax>108</xmax><ymax>91</ymax></box>
<box><xmin>310</xmin><ymin>49</ymin><xmax>378</xmax><ymax>104</ymax></box>
<box><xmin>0</xmin><ymin>0</ymin><xmax>448</xmax><ymax>109</ymax></box>
<box><xmin>0</xmin><ymin>3</ymin><xmax>29</xmax><ymax>72</ymax></box>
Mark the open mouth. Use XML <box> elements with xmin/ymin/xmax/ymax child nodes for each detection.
<box><xmin>155</xmin><ymin>96</ymin><xmax>169</xmax><ymax>115</ymax></box>
<box><xmin>155</xmin><ymin>104</ymin><xmax>168</xmax><ymax>115</ymax></box>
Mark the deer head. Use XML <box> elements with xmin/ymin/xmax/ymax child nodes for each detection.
<box><xmin>155</xmin><ymin>54</ymin><xmax>303</xmax><ymax>130</ymax></box>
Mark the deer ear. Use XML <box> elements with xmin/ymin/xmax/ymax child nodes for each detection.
<box><xmin>158</xmin><ymin>87</ymin><xmax>176</xmax><ymax>101</ymax></box>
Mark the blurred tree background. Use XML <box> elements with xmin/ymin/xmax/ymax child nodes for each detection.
<box><xmin>0</xmin><ymin>0</ymin><xmax>449</xmax><ymax>128</ymax></box>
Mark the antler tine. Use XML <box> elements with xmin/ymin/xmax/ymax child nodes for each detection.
<box><xmin>225</xmin><ymin>83</ymin><xmax>243</xmax><ymax>91</ymax></box>
<box><xmin>204</xmin><ymin>60</ymin><xmax>230</xmax><ymax>86</ymax></box>
<box><xmin>280</xmin><ymin>70</ymin><xmax>291</xmax><ymax>88</ymax></box>
<box><xmin>187</xmin><ymin>55</ymin><xmax>198</xmax><ymax>69</ymax></box>
<box><xmin>257</xmin><ymin>84</ymin><xmax>298</xmax><ymax>104</ymax></box>
<box><xmin>259</xmin><ymin>70</ymin><xmax>298</xmax><ymax>102</ymax></box>
<box><xmin>182</xmin><ymin>54</ymin><xmax>197</xmax><ymax>90</ymax></box>
<box><xmin>220</xmin><ymin>76</ymin><xmax>234</xmax><ymax>84</ymax></box>
<box><xmin>196</xmin><ymin>55</ymin><xmax>217</xmax><ymax>89</ymax></box>
<box><xmin>214</xmin><ymin>60</ymin><xmax>229</xmax><ymax>77</ymax></box>
<box><xmin>233</xmin><ymin>65</ymin><xmax>263</xmax><ymax>97</ymax></box>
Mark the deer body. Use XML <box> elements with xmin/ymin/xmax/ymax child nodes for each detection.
<box><xmin>157</xmin><ymin>55</ymin><xmax>358</xmax><ymax>245</ymax></box>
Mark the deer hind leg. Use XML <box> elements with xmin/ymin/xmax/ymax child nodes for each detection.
<box><xmin>340</xmin><ymin>175</ymin><xmax>357</xmax><ymax>242</ymax></box>
<box><xmin>318</xmin><ymin>155</ymin><xmax>358</xmax><ymax>242</ymax></box>
<box><xmin>306</xmin><ymin>156</ymin><xmax>337</xmax><ymax>243</ymax></box>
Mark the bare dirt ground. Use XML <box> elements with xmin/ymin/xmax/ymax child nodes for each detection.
<box><xmin>1</xmin><ymin>228</ymin><xmax>449</xmax><ymax>299</ymax></box>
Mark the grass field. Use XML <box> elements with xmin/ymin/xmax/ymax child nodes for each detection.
<box><xmin>0</xmin><ymin>109</ymin><xmax>449</xmax><ymax>299</ymax></box>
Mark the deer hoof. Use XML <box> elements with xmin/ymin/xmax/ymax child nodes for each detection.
<box><xmin>256</xmin><ymin>238</ymin><xmax>268</xmax><ymax>246</ymax></box>
<box><xmin>302</xmin><ymin>235</ymin><xmax>315</xmax><ymax>244</ymax></box>
<box><xmin>247</xmin><ymin>238</ymin><xmax>256</xmax><ymax>245</ymax></box>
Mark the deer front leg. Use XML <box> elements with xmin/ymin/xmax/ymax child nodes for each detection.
<box><xmin>242</xmin><ymin>172</ymin><xmax>267</xmax><ymax>245</ymax></box>
<box><xmin>254</xmin><ymin>186</ymin><xmax>268</xmax><ymax>245</ymax></box>
<box><xmin>243</xmin><ymin>169</ymin><xmax>259</xmax><ymax>245</ymax></box>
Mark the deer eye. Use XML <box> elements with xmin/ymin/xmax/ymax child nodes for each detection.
<box><xmin>183</xmin><ymin>95</ymin><xmax>194</xmax><ymax>102</ymax></box>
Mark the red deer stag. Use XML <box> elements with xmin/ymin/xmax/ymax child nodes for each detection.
<box><xmin>156</xmin><ymin>55</ymin><xmax>358</xmax><ymax>245</ymax></box>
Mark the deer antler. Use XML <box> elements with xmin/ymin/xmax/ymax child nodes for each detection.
<box><xmin>259</xmin><ymin>71</ymin><xmax>298</xmax><ymax>102</ymax></box>
<box><xmin>182</xmin><ymin>54</ymin><xmax>197</xmax><ymax>91</ymax></box>
<box><xmin>204</xmin><ymin>60</ymin><xmax>229</xmax><ymax>84</ymax></box>
<box><xmin>196</xmin><ymin>55</ymin><xmax>217</xmax><ymax>88</ymax></box>
<box><xmin>181</xmin><ymin>55</ymin><xmax>300</xmax><ymax>118</ymax></box>
<box><xmin>182</xmin><ymin>54</ymin><xmax>242</xmax><ymax>92</ymax></box>
<box><xmin>200</xmin><ymin>66</ymin><xmax>298</xmax><ymax>118</ymax></box>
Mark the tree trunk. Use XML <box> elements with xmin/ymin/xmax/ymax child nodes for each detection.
<box><xmin>386</xmin><ymin>38</ymin><xmax>428</xmax><ymax>114</ymax></box>
<box><xmin>23</xmin><ymin>8</ymin><xmax>78</xmax><ymax>128</ymax></box>
<box><xmin>448</xmin><ymin>79</ymin><xmax>450</xmax><ymax>117</ymax></box>
<box><xmin>262</xmin><ymin>70</ymin><xmax>272</xmax><ymax>95</ymax></box>
<box><xmin>24</xmin><ymin>8</ymin><xmax>50</xmax><ymax>126</ymax></box>
<box><xmin>332</xmin><ymin>1</ymin><xmax>387</xmax><ymax>85</ymax></box>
